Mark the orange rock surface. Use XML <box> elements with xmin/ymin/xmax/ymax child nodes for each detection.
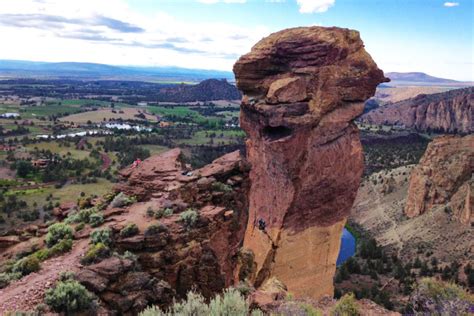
<box><xmin>405</xmin><ymin>135</ymin><xmax>474</xmax><ymax>225</ymax></box>
<box><xmin>233</xmin><ymin>26</ymin><xmax>387</xmax><ymax>298</ymax></box>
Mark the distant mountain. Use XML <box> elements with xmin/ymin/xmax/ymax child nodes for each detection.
<box><xmin>155</xmin><ymin>79</ymin><xmax>241</xmax><ymax>102</ymax></box>
<box><xmin>359</xmin><ymin>87</ymin><xmax>473</xmax><ymax>133</ymax></box>
<box><xmin>385</xmin><ymin>72</ymin><xmax>471</xmax><ymax>86</ymax></box>
<box><xmin>0</xmin><ymin>60</ymin><xmax>234</xmax><ymax>82</ymax></box>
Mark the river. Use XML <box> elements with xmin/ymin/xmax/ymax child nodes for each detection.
<box><xmin>336</xmin><ymin>228</ymin><xmax>356</xmax><ymax>266</ymax></box>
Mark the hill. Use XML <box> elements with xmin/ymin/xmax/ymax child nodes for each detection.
<box><xmin>155</xmin><ymin>78</ymin><xmax>241</xmax><ymax>102</ymax></box>
<box><xmin>384</xmin><ymin>72</ymin><xmax>473</xmax><ymax>87</ymax></box>
<box><xmin>0</xmin><ymin>60</ymin><xmax>234</xmax><ymax>82</ymax></box>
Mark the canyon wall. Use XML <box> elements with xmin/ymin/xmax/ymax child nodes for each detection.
<box><xmin>233</xmin><ymin>26</ymin><xmax>387</xmax><ymax>298</ymax></box>
<box><xmin>360</xmin><ymin>87</ymin><xmax>473</xmax><ymax>133</ymax></box>
<box><xmin>405</xmin><ymin>135</ymin><xmax>474</xmax><ymax>225</ymax></box>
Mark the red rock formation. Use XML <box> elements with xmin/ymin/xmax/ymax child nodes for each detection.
<box><xmin>233</xmin><ymin>26</ymin><xmax>387</xmax><ymax>298</ymax></box>
<box><xmin>78</xmin><ymin>149</ymin><xmax>250</xmax><ymax>313</ymax></box>
<box><xmin>360</xmin><ymin>87</ymin><xmax>473</xmax><ymax>133</ymax></box>
<box><xmin>405</xmin><ymin>135</ymin><xmax>474</xmax><ymax>225</ymax></box>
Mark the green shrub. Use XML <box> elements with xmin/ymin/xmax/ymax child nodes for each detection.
<box><xmin>208</xmin><ymin>288</ymin><xmax>249</xmax><ymax>315</ymax></box>
<box><xmin>59</xmin><ymin>271</ymin><xmax>76</xmax><ymax>281</ymax></box>
<box><xmin>140</xmin><ymin>291</ymin><xmax>209</xmax><ymax>316</ymax></box>
<box><xmin>45</xmin><ymin>280</ymin><xmax>94</xmax><ymax>313</ymax></box>
<box><xmin>48</xmin><ymin>238</ymin><xmax>73</xmax><ymax>258</ymax></box>
<box><xmin>12</xmin><ymin>256</ymin><xmax>41</xmax><ymax>276</ymax></box>
<box><xmin>212</xmin><ymin>181</ymin><xmax>233</xmax><ymax>192</ymax></box>
<box><xmin>75</xmin><ymin>222</ymin><xmax>85</xmax><ymax>232</ymax></box>
<box><xmin>331</xmin><ymin>293</ymin><xmax>360</xmax><ymax>316</ymax></box>
<box><xmin>81</xmin><ymin>243</ymin><xmax>110</xmax><ymax>265</ymax></box>
<box><xmin>300</xmin><ymin>303</ymin><xmax>322</xmax><ymax>316</ymax></box>
<box><xmin>65</xmin><ymin>208</ymin><xmax>96</xmax><ymax>224</ymax></box>
<box><xmin>115</xmin><ymin>250</ymin><xmax>138</xmax><ymax>264</ymax></box>
<box><xmin>120</xmin><ymin>223</ymin><xmax>139</xmax><ymax>238</ymax></box>
<box><xmin>146</xmin><ymin>206</ymin><xmax>155</xmax><ymax>217</ymax></box>
<box><xmin>0</xmin><ymin>272</ymin><xmax>21</xmax><ymax>289</ymax></box>
<box><xmin>140</xmin><ymin>288</ymin><xmax>252</xmax><ymax>316</ymax></box>
<box><xmin>89</xmin><ymin>213</ymin><xmax>104</xmax><ymax>227</ymax></box>
<box><xmin>144</xmin><ymin>223</ymin><xmax>168</xmax><ymax>237</ymax></box>
<box><xmin>155</xmin><ymin>208</ymin><xmax>173</xmax><ymax>219</ymax></box>
<box><xmin>180</xmin><ymin>209</ymin><xmax>199</xmax><ymax>229</ymax></box>
<box><xmin>110</xmin><ymin>192</ymin><xmax>136</xmax><ymax>208</ymax></box>
<box><xmin>410</xmin><ymin>277</ymin><xmax>474</xmax><ymax>314</ymax></box>
<box><xmin>90</xmin><ymin>227</ymin><xmax>112</xmax><ymax>246</ymax></box>
<box><xmin>32</xmin><ymin>249</ymin><xmax>50</xmax><ymax>261</ymax></box>
<box><xmin>45</xmin><ymin>223</ymin><xmax>73</xmax><ymax>248</ymax></box>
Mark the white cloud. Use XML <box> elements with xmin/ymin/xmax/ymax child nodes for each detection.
<box><xmin>296</xmin><ymin>0</ymin><xmax>335</xmax><ymax>13</ymax></box>
<box><xmin>0</xmin><ymin>0</ymin><xmax>268</xmax><ymax>70</ymax></box>
<box><xmin>443</xmin><ymin>2</ymin><xmax>459</xmax><ymax>7</ymax></box>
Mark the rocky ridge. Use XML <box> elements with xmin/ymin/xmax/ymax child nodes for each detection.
<box><xmin>360</xmin><ymin>87</ymin><xmax>473</xmax><ymax>133</ymax></box>
<box><xmin>233</xmin><ymin>26</ymin><xmax>387</xmax><ymax>298</ymax></box>
<box><xmin>405</xmin><ymin>135</ymin><xmax>474</xmax><ymax>225</ymax></box>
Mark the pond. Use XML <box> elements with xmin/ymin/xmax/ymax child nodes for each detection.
<box><xmin>336</xmin><ymin>228</ymin><xmax>356</xmax><ymax>266</ymax></box>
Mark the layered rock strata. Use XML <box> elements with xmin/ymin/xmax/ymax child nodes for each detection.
<box><xmin>405</xmin><ymin>135</ymin><xmax>474</xmax><ymax>225</ymax></box>
<box><xmin>360</xmin><ymin>87</ymin><xmax>473</xmax><ymax>133</ymax></box>
<box><xmin>233</xmin><ymin>26</ymin><xmax>387</xmax><ymax>298</ymax></box>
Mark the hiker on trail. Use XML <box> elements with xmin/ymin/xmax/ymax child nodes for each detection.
<box><xmin>132</xmin><ymin>158</ymin><xmax>142</xmax><ymax>169</ymax></box>
<box><xmin>258</xmin><ymin>218</ymin><xmax>266</xmax><ymax>231</ymax></box>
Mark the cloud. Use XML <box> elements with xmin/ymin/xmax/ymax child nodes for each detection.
<box><xmin>296</xmin><ymin>0</ymin><xmax>335</xmax><ymax>13</ymax></box>
<box><xmin>0</xmin><ymin>0</ymin><xmax>270</xmax><ymax>70</ymax></box>
<box><xmin>443</xmin><ymin>2</ymin><xmax>459</xmax><ymax>7</ymax></box>
<box><xmin>0</xmin><ymin>13</ymin><xmax>144</xmax><ymax>33</ymax></box>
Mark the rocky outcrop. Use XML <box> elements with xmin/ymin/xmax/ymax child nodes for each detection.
<box><xmin>75</xmin><ymin>149</ymin><xmax>251</xmax><ymax>313</ymax></box>
<box><xmin>405</xmin><ymin>135</ymin><xmax>474</xmax><ymax>225</ymax></box>
<box><xmin>360</xmin><ymin>87</ymin><xmax>474</xmax><ymax>133</ymax></box>
<box><xmin>233</xmin><ymin>26</ymin><xmax>387</xmax><ymax>298</ymax></box>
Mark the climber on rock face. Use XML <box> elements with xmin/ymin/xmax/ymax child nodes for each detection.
<box><xmin>258</xmin><ymin>218</ymin><xmax>266</xmax><ymax>231</ymax></box>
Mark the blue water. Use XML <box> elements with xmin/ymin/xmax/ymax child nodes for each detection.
<box><xmin>336</xmin><ymin>228</ymin><xmax>356</xmax><ymax>266</ymax></box>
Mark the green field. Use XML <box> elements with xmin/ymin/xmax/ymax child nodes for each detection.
<box><xmin>177</xmin><ymin>129</ymin><xmax>245</xmax><ymax>146</ymax></box>
<box><xmin>25</xmin><ymin>142</ymin><xmax>92</xmax><ymax>160</ymax></box>
<box><xmin>148</xmin><ymin>105</ymin><xmax>224</xmax><ymax>126</ymax></box>
<box><xmin>141</xmin><ymin>144</ymin><xmax>170</xmax><ymax>155</ymax></box>
<box><xmin>7</xmin><ymin>179</ymin><xmax>114</xmax><ymax>208</ymax></box>
<box><xmin>59</xmin><ymin>99</ymin><xmax>131</xmax><ymax>108</ymax></box>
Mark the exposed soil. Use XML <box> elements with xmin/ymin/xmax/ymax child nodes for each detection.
<box><xmin>0</xmin><ymin>239</ymin><xmax>89</xmax><ymax>313</ymax></box>
<box><xmin>351</xmin><ymin>166</ymin><xmax>473</xmax><ymax>264</ymax></box>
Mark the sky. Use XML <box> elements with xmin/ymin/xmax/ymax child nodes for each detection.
<box><xmin>0</xmin><ymin>0</ymin><xmax>472</xmax><ymax>81</ymax></box>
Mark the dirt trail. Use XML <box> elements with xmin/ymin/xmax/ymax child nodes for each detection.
<box><xmin>100</xmin><ymin>152</ymin><xmax>112</xmax><ymax>170</ymax></box>
<box><xmin>0</xmin><ymin>239</ymin><xmax>88</xmax><ymax>313</ymax></box>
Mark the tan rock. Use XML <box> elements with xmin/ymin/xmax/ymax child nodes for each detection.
<box><xmin>405</xmin><ymin>134</ymin><xmax>474</xmax><ymax>225</ymax></box>
<box><xmin>233</xmin><ymin>26</ymin><xmax>386</xmax><ymax>298</ymax></box>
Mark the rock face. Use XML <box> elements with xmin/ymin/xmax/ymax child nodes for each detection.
<box><xmin>405</xmin><ymin>135</ymin><xmax>474</xmax><ymax>225</ymax></box>
<box><xmin>233</xmin><ymin>26</ymin><xmax>387</xmax><ymax>298</ymax></box>
<box><xmin>94</xmin><ymin>149</ymin><xmax>250</xmax><ymax>313</ymax></box>
<box><xmin>360</xmin><ymin>87</ymin><xmax>473</xmax><ymax>133</ymax></box>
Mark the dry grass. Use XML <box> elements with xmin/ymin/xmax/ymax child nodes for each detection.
<box><xmin>59</xmin><ymin>108</ymin><xmax>158</xmax><ymax>124</ymax></box>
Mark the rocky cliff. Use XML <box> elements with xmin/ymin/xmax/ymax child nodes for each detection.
<box><xmin>360</xmin><ymin>87</ymin><xmax>474</xmax><ymax>133</ymax></box>
<box><xmin>405</xmin><ymin>135</ymin><xmax>474</xmax><ymax>225</ymax></box>
<box><xmin>233</xmin><ymin>26</ymin><xmax>387</xmax><ymax>298</ymax></box>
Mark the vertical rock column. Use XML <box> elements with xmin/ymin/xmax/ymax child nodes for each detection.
<box><xmin>233</xmin><ymin>26</ymin><xmax>387</xmax><ymax>298</ymax></box>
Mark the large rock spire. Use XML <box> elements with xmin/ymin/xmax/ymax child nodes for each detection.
<box><xmin>233</xmin><ymin>26</ymin><xmax>387</xmax><ymax>298</ymax></box>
